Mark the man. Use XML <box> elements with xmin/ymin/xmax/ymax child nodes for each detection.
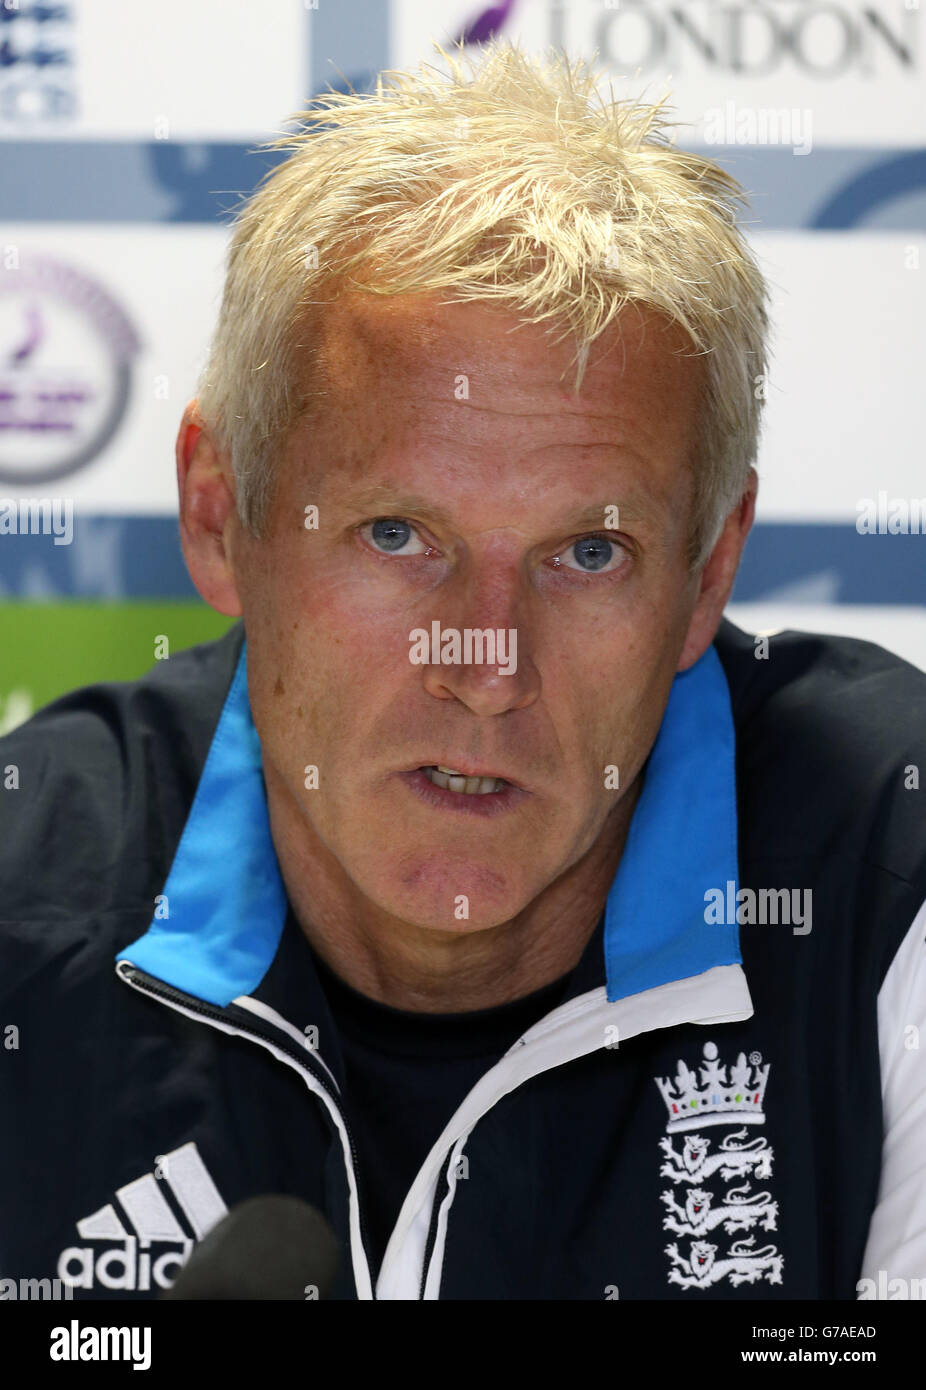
<box><xmin>2</xmin><ymin>41</ymin><xmax>924</xmax><ymax>1301</ymax></box>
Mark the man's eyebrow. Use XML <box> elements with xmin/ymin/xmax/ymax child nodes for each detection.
<box><xmin>558</xmin><ymin>502</ymin><xmax>650</xmax><ymax>532</ymax></box>
<box><xmin>341</xmin><ymin>485</ymin><xmax>455</xmax><ymax>527</ymax></box>
<box><xmin>339</xmin><ymin>484</ymin><xmax>653</xmax><ymax>532</ymax></box>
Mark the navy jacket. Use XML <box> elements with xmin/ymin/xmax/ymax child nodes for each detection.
<box><xmin>2</xmin><ymin>618</ymin><xmax>925</xmax><ymax>1299</ymax></box>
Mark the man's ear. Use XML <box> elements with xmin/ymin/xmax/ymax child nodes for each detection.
<box><xmin>676</xmin><ymin>468</ymin><xmax>758</xmax><ymax>672</ymax></box>
<box><xmin>176</xmin><ymin>399</ymin><xmax>243</xmax><ymax>617</ymax></box>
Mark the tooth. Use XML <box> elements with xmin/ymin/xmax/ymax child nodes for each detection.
<box><xmin>437</xmin><ymin>765</ymin><xmax>463</xmax><ymax>775</ymax></box>
<box><xmin>422</xmin><ymin>767</ymin><xmax>506</xmax><ymax>794</ymax></box>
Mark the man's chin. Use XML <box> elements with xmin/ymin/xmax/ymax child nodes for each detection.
<box><xmin>359</xmin><ymin>852</ymin><xmax>534</xmax><ymax>934</ymax></box>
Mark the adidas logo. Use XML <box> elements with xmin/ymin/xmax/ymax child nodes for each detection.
<box><xmin>56</xmin><ymin>1142</ymin><xmax>227</xmax><ymax>1293</ymax></box>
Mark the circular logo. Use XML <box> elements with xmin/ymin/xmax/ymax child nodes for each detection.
<box><xmin>0</xmin><ymin>253</ymin><xmax>141</xmax><ymax>486</ymax></box>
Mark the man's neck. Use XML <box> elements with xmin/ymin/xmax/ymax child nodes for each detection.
<box><xmin>265</xmin><ymin>773</ymin><xmax>641</xmax><ymax>1013</ymax></box>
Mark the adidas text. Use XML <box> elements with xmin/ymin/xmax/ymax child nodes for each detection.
<box><xmin>57</xmin><ymin>1236</ymin><xmax>192</xmax><ymax>1292</ymax></box>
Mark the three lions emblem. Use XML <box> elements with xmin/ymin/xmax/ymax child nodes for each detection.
<box><xmin>654</xmin><ymin>1043</ymin><xmax>784</xmax><ymax>1291</ymax></box>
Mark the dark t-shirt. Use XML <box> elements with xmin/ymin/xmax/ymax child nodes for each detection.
<box><xmin>311</xmin><ymin>949</ymin><xmax>573</xmax><ymax>1282</ymax></box>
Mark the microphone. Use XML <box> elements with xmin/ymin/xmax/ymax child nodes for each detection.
<box><xmin>162</xmin><ymin>1195</ymin><xmax>341</xmax><ymax>1300</ymax></box>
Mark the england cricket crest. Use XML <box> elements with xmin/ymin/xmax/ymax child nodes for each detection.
<box><xmin>654</xmin><ymin>1042</ymin><xmax>784</xmax><ymax>1291</ymax></box>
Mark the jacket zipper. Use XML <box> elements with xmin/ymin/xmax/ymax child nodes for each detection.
<box><xmin>419</xmin><ymin>1150</ymin><xmax>453</xmax><ymax>1298</ymax></box>
<box><xmin>117</xmin><ymin>961</ymin><xmax>384</xmax><ymax>1298</ymax></box>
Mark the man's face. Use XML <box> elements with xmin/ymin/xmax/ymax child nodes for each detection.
<box><xmin>227</xmin><ymin>294</ymin><xmax>712</xmax><ymax>932</ymax></box>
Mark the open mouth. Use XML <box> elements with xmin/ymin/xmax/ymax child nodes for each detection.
<box><xmin>398</xmin><ymin>763</ymin><xmax>525</xmax><ymax>816</ymax></box>
<box><xmin>421</xmin><ymin>765</ymin><xmax>508</xmax><ymax>796</ymax></box>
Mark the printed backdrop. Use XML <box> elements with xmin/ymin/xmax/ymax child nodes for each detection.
<box><xmin>1</xmin><ymin>0</ymin><xmax>924</xmax><ymax>730</ymax></box>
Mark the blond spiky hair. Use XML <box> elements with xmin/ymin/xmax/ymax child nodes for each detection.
<box><xmin>196</xmin><ymin>38</ymin><xmax>770</xmax><ymax>567</ymax></box>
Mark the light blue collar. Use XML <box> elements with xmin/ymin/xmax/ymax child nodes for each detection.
<box><xmin>118</xmin><ymin>641</ymin><xmax>739</xmax><ymax>1007</ymax></box>
<box><xmin>602</xmin><ymin>645</ymin><xmax>740</xmax><ymax>1000</ymax></box>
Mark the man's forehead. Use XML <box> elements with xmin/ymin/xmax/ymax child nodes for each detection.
<box><xmin>313</xmin><ymin>292</ymin><xmax>543</xmax><ymax>391</ymax></box>
<box><xmin>282</xmin><ymin>290</ymin><xmax>702</xmax><ymax>540</ymax></box>
<box><xmin>281</xmin><ymin>320</ymin><xmax>694</xmax><ymax>538</ymax></box>
<box><xmin>308</xmin><ymin>290</ymin><xmax>696</xmax><ymax>398</ymax></box>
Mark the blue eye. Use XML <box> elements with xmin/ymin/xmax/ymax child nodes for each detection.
<box><xmin>558</xmin><ymin>535</ymin><xmax>626</xmax><ymax>574</ymax></box>
<box><xmin>364</xmin><ymin>518</ymin><xmax>428</xmax><ymax>555</ymax></box>
<box><xmin>371</xmin><ymin>519</ymin><xmax>411</xmax><ymax>551</ymax></box>
<box><xmin>572</xmin><ymin>537</ymin><xmax>612</xmax><ymax>571</ymax></box>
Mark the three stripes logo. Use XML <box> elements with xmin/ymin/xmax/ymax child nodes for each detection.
<box><xmin>56</xmin><ymin>1142</ymin><xmax>228</xmax><ymax>1293</ymax></box>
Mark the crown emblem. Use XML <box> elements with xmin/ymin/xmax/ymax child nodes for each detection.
<box><xmin>655</xmin><ymin>1042</ymin><xmax>769</xmax><ymax>1132</ymax></box>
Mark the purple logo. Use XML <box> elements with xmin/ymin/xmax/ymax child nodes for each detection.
<box><xmin>0</xmin><ymin>255</ymin><xmax>140</xmax><ymax>486</ymax></box>
<box><xmin>453</xmin><ymin>0</ymin><xmax>517</xmax><ymax>47</ymax></box>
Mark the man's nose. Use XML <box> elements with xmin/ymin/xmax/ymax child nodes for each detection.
<box><xmin>416</xmin><ymin>553</ymin><xmax>541</xmax><ymax>715</ymax></box>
